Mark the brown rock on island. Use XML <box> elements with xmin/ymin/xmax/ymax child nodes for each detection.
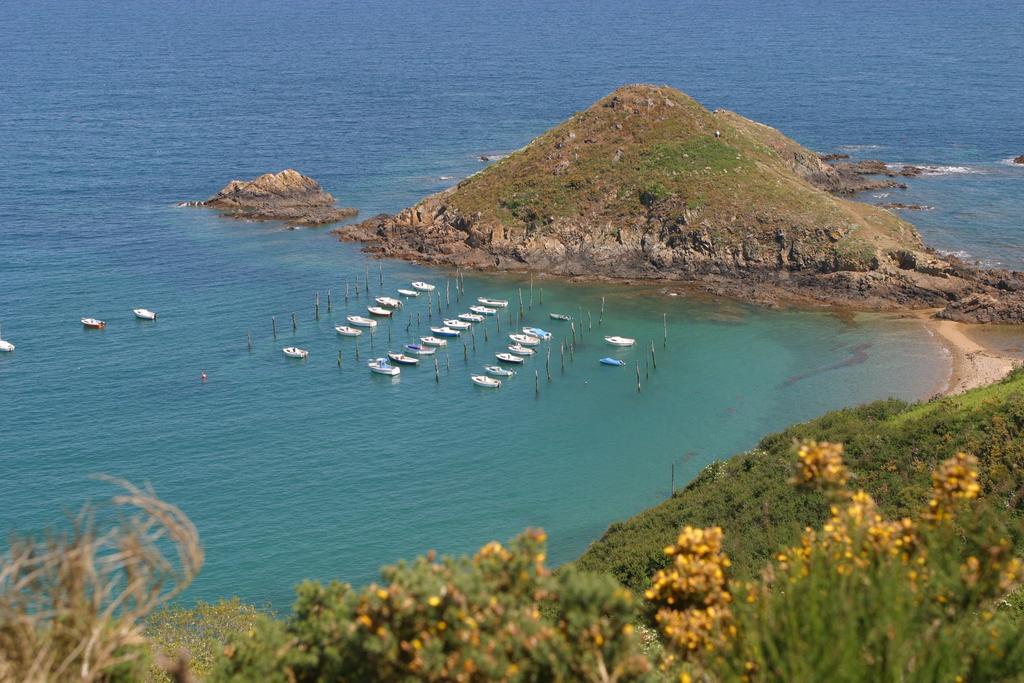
<box><xmin>335</xmin><ymin>84</ymin><xmax>1024</xmax><ymax>324</ymax></box>
<box><xmin>1014</xmin><ymin>155</ymin><xmax>1024</xmax><ymax>165</ymax></box>
<box><xmin>195</xmin><ymin>169</ymin><xmax>357</xmax><ymax>225</ymax></box>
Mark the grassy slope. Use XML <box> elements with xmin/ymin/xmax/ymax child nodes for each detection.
<box><xmin>445</xmin><ymin>84</ymin><xmax>918</xmax><ymax>267</ymax></box>
<box><xmin>575</xmin><ymin>370</ymin><xmax>1024</xmax><ymax>593</ymax></box>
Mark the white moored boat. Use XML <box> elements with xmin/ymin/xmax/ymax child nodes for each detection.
<box><xmin>335</xmin><ymin>325</ymin><xmax>363</xmax><ymax>337</ymax></box>
<box><xmin>509</xmin><ymin>333</ymin><xmax>541</xmax><ymax>346</ymax></box>
<box><xmin>411</xmin><ymin>281</ymin><xmax>436</xmax><ymax>292</ymax></box>
<box><xmin>604</xmin><ymin>336</ymin><xmax>636</xmax><ymax>347</ymax></box>
<box><xmin>549</xmin><ymin>313</ymin><xmax>571</xmax><ymax>321</ymax></box>
<box><xmin>376</xmin><ymin>296</ymin><xmax>402</xmax><ymax>308</ymax></box>
<box><xmin>477</xmin><ymin>297</ymin><xmax>509</xmax><ymax>308</ymax></box>
<box><xmin>283</xmin><ymin>346</ymin><xmax>309</xmax><ymax>359</ymax></box>
<box><xmin>495</xmin><ymin>352</ymin><xmax>524</xmax><ymax>364</ymax></box>
<box><xmin>388</xmin><ymin>352</ymin><xmax>419</xmax><ymax>365</ymax></box>
<box><xmin>458</xmin><ymin>313</ymin><xmax>485</xmax><ymax>323</ymax></box>
<box><xmin>508</xmin><ymin>344</ymin><xmax>535</xmax><ymax>356</ymax></box>
<box><xmin>397</xmin><ymin>288</ymin><xmax>420</xmax><ymax>297</ymax></box>
<box><xmin>367</xmin><ymin>306</ymin><xmax>392</xmax><ymax>317</ymax></box>
<box><xmin>81</xmin><ymin>318</ymin><xmax>106</xmax><ymax>329</ymax></box>
<box><xmin>368</xmin><ymin>358</ymin><xmax>400</xmax><ymax>376</ymax></box>
<box><xmin>347</xmin><ymin>315</ymin><xmax>377</xmax><ymax>328</ymax></box>
<box><xmin>430</xmin><ymin>326</ymin><xmax>460</xmax><ymax>337</ymax></box>
<box><xmin>469</xmin><ymin>305</ymin><xmax>496</xmax><ymax>315</ymax></box>
<box><xmin>471</xmin><ymin>375</ymin><xmax>501</xmax><ymax>388</ymax></box>
<box><xmin>133</xmin><ymin>308</ymin><xmax>157</xmax><ymax>321</ymax></box>
<box><xmin>420</xmin><ymin>336</ymin><xmax>447</xmax><ymax>347</ymax></box>
<box><xmin>442</xmin><ymin>319</ymin><xmax>472</xmax><ymax>330</ymax></box>
<box><xmin>0</xmin><ymin>324</ymin><xmax>13</xmax><ymax>353</ymax></box>
<box><xmin>484</xmin><ymin>365</ymin><xmax>514</xmax><ymax>377</ymax></box>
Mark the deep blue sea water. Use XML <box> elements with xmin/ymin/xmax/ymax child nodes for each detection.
<box><xmin>1</xmin><ymin>1</ymin><xmax>1022</xmax><ymax>608</ymax></box>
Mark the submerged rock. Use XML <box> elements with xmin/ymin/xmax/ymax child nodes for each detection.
<box><xmin>1014</xmin><ymin>155</ymin><xmax>1024</xmax><ymax>165</ymax></box>
<box><xmin>196</xmin><ymin>169</ymin><xmax>357</xmax><ymax>225</ymax></box>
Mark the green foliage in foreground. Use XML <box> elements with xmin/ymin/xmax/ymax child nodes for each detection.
<box><xmin>146</xmin><ymin>599</ymin><xmax>264</xmax><ymax>681</ymax></box>
<box><xmin>212</xmin><ymin>531</ymin><xmax>655</xmax><ymax>682</ymax></box>
<box><xmin>7</xmin><ymin>373</ymin><xmax>1024</xmax><ymax>681</ymax></box>
<box><xmin>576</xmin><ymin>368</ymin><xmax>1024</xmax><ymax>591</ymax></box>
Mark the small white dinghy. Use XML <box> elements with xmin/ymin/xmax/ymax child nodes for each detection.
<box><xmin>335</xmin><ymin>325</ymin><xmax>363</xmax><ymax>337</ymax></box>
<box><xmin>471</xmin><ymin>375</ymin><xmax>501</xmax><ymax>388</ymax></box>
<box><xmin>484</xmin><ymin>365</ymin><xmax>515</xmax><ymax>377</ymax></box>
<box><xmin>509</xmin><ymin>333</ymin><xmax>541</xmax><ymax>346</ymax></box>
<box><xmin>469</xmin><ymin>305</ymin><xmax>497</xmax><ymax>315</ymax></box>
<box><xmin>411</xmin><ymin>281</ymin><xmax>436</xmax><ymax>292</ymax></box>
<box><xmin>458</xmin><ymin>313</ymin><xmax>485</xmax><ymax>323</ymax></box>
<box><xmin>0</xmin><ymin>324</ymin><xmax>13</xmax><ymax>353</ymax></box>
<box><xmin>367</xmin><ymin>306</ymin><xmax>392</xmax><ymax>317</ymax></box>
<box><xmin>347</xmin><ymin>315</ymin><xmax>377</xmax><ymax>328</ymax></box>
<box><xmin>495</xmin><ymin>352</ymin><xmax>524</xmax><ymax>364</ymax></box>
<box><xmin>81</xmin><ymin>318</ymin><xmax>106</xmax><ymax>329</ymax></box>
<box><xmin>477</xmin><ymin>297</ymin><xmax>509</xmax><ymax>308</ymax></box>
<box><xmin>508</xmin><ymin>344</ymin><xmax>535</xmax><ymax>356</ymax></box>
<box><xmin>549</xmin><ymin>313</ymin><xmax>571</xmax><ymax>321</ymax></box>
<box><xmin>442</xmin><ymin>318</ymin><xmax>472</xmax><ymax>330</ymax></box>
<box><xmin>604</xmin><ymin>336</ymin><xmax>636</xmax><ymax>347</ymax></box>
<box><xmin>368</xmin><ymin>357</ymin><xmax>400</xmax><ymax>376</ymax></box>
<box><xmin>397</xmin><ymin>288</ymin><xmax>420</xmax><ymax>297</ymax></box>
<box><xmin>430</xmin><ymin>326</ymin><xmax>461</xmax><ymax>337</ymax></box>
<box><xmin>376</xmin><ymin>296</ymin><xmax>402</xmax><ymax>308</ymax></box>
<box><xmin>388</xmin><ymin>352</ymin><xmax>419</xmax><ymax>365</ymax></box>
<box><xmin>283</xmin><ymin>347</ymin><xmax>309</xmax><ymax>359</ymax></box>
<box><xmin>421</xmin><ymin>336</ymin><xmax>447</xmax><ymax>347</ymax></box>
<box><xmin>133</xmin><ymin>308</ymin><xmax>157</xmax><ymax>321</ymax></box>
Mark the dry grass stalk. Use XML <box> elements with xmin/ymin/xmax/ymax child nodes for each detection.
<box><xmin>0</xmin><ymin>478</ymin><xmax>203</xmax><ymax>682</ymax></box>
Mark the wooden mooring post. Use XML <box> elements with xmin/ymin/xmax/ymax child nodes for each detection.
<box><xmin>272</xmin><ymin>316</ymin><xmax>277</xmax><ymax>339</ymax></box>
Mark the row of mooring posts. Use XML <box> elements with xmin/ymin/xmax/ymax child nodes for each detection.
<box><xmin>248</xmin><ymin>269</ymin><xmax>670</xmax><ymax>397</ymax></box>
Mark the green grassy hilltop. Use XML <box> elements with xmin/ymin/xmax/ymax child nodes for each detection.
<box><xmin>447</xmin><ymin>84</ymin><xmax>920</xmax><ymax>268</ymax></box>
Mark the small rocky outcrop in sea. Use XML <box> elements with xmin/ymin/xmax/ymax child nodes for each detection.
<box><xmin>809</xmin><ymin>159</ymin><xmax>924</xmax><ymax>195</ymax></box>
<box><xmin>1014</xmin><ymin>155</ymin><xmax>1024</xmax><ymax>165</ymax></box>
<box><xmin>195</xmin><ymin>169</ymin><xmax>357</xmax><ymax>225</ymax></box>
<box><xmin>880</xmin><ymin>202</ymin><xmax>933</xmax><ymax>211</ymax></box>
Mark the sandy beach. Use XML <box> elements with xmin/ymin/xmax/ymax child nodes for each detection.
<box><xmin>917</xmin><ymin>311</ymin><xmax>1020</xmax><ymax>395</ymax></box>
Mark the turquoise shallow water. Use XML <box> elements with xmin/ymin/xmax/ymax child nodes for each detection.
<box><xmin>0</xmin><ymin>214</ymin><xmax>947</xmax><ymax>606</ymax></box>
<box><xmin>1</xmin><ymin>0</ymin><xmax>1021</xmax><ymax>607</ymax></box>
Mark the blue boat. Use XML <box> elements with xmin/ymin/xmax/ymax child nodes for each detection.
<box><xmin>523</xmin><ymin>327</ymin><xmax>552</xmax><ymax>340</ymax></box>
<box><xmin>404</xmin><ymin>343</ymin><xmax>435</xmax><ymax>356</ymax></box>
<box><xmin>599</xmin><ymin>357</ymin><xmax>626</xmax><ymax>367</ymax></box>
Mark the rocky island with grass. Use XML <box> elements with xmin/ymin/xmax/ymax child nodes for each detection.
<box><xmin>194</xmin><ymin>169</ymin><xmax>357</xmax><ymax>225</ymax></box>
<box><xmin>338</xmin><ymin>85</ymin><xmax>1024</xmax><ymax>323</ymax></box>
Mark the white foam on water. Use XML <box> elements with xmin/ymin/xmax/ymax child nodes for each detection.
<box><xmin>998</xmin><ymin>157</ymin><xmax>1024</xmax><ymax>167</ymax></box>
<box><xmin>916</xmin><ymin>165</ymin><xmax>983</xmax><ymax>176</ymax></box>
<box><xmin>836</xmin><ymin>143</ymin><xmax>884</xmax><ymax>152</ymax></box>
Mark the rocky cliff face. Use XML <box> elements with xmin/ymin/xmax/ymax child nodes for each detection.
<box><xmin>199</xmin><ymin>169</ymin><xmax>357</xmax><ymax>225</ymax></box>
<box><xmin>336</xmin><ymin>85</ymin><xmax>1024</xmax><ymax>322</ymax></box>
